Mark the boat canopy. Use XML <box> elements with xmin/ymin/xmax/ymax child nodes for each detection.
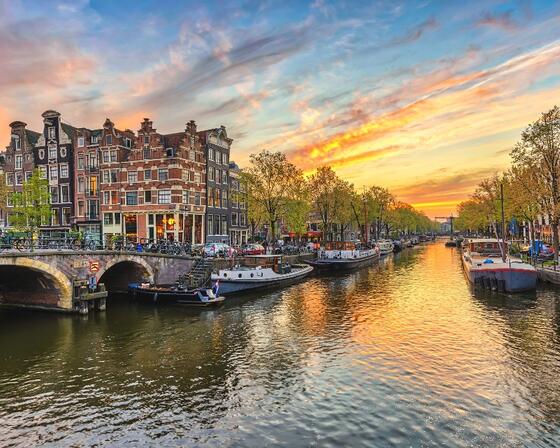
<box><xmin>324</xmin><ymin>241</ymin><xmax>357</xmax><ymax>251</ymax></box>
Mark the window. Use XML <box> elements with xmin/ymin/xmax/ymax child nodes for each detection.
<box><xmin>51</xmin><ymin>210</ymin><xmax>60</xmax><ymax>226</ymax></box>
<box><xmin>207</xmin><ymin>215</ymin><xmax>213</xmax><ymax>234</ymax></box>
<box><xmin>216</xmin><ymin>152</ymin><xmax>221</xmax><ymax>165</ymax></box>
<box><xmin>216</xmin><ymin>169</ymin><xmax>221</xmax><ymax>184</ymax></box>
<box><xmin>158</xmin><ymin>190</ymin><xmax>171</xmax><ymax>204</ymax></box>
<box><xmin>50</xmin><ymin>186</ymin><xmax>59</xmax><ymax>203</ymax></box>
<box><xmin>60</xmin><ymin>147</ymin><xmax>67</xmax><ymax>158</ymax></box>
<box><xmin>208</xmin><ymin>167</ymin><xmax>215</xmax><ymax>181</ymax></box>
<box><xmin>158</xmin><ymin>169</ymin><xmax>168</xmax><ymax>181</ymax></box>
<box><xmin>91</xmin><ymin>135</ymin><xmax>98</xmax><ymax>144</ymax></box>
<box><xmin>39</xmin><ymin>166</ymin><xmax>47</xmax><ymax>179</ymax></box>
<box><xmin>61</xmin><ymin>185</ymin><xmax>70</xmax><ymax>203</ymax></box>
<box><xmin>126</xmin><ymin>191</ymin><xmax>138</xmax><ymax>205</ymax></box>
<box><xmin>104</xmin><ymin>213</ymin><xmax>113</xmax><ymax>225</ymax></box>
<box><xmin>78</xmin><ymin>201</ymin><xmax>85</xmax><ymax>217</ymax></box>
<box><xmin>15</xmin><ymin>172</ymin><xmax>23</xmax><ymax>185</ymax></box>
<box><xmin>78</xmin><ymin>137</ymin><xmax>85</xmax><ymax>147</ymax></box>
<box><xmin>144</xmin><ymin>190</ymin><xmax>152</xmax><ymax>203</ymax></box>
<box><xmin>110</xmin><ymin>150</ymin><xmax>117</xmax><ymax>162</ymax></box>
<box><xmin>195</xmin><ymin>192</ymin><xmax>201</xmax><ymax>206</ymax></box>
<box><xmin>240</xmin><ymin>213</ymin><xmax>246</xmax><ymax>226</ymax></box>
<box><xmin>88</xmin><ymin>201</ymin><xmax>98</xmax><ymax>219</ymax></box>
<box><xmin>232</xmin><ymin>213</ymin><xmax>238</xmax><ymax>226</ymax></box>
<box><xmin>183</xmin><ymin>190</ymin><xmax>189</xmax><ymax>204</ymax></box>
<box><xmin>89</xmin><ymin>176</ymin><xmax>97</xmax><ymax>194</ymax></box>
<box><xmin>102</xmin><ymin>170</ymin><xmax>109</xmax><ymax>184</ymax></box>
<box><xmin>224</xmin><ymin>154</ymin><xmax>228</xmax><ymax>165</ymax></box>
<box><xmin>102</xmin><ymin>151</ymin><xmax>109</xmax><ymax>163</ymax></box>
<box><xmin>128</xmin><ymin>171</ymin><xmax>138</xmax><ymax>183</ymax></box>
<box><xmin>62</xmin><ymin>208</ymin><xmax>71</xmax><ymax>225</ymax></box>
<box><xmin>222</xmin><ymin>190</ymin><xmax>228</xmax><ymax>208</ymax></box>
<box><xmin>144</xmin><ymin>135</ymin><xmax>149</xmax><ymax>145</ymax></box>
<box><xmin>15</xmin><ymin>155</ymin><xmax>22</xmax><ymax>169</ymax></box>
<box><xmin>223</xmin><ymin>172</ymin><xmax>227</xmax><ymax>184</ymax></box>
<box><xmin>144</xmin><ymin>169</ymin><xmax>152</xmax><ymax>180</ymax></box>
<box><xmin>48</xmin><ymin>144</ymin><xmax>57</xmax><ymax>159</ymax></box>
<box><xmin>49</xmin><ymin>166</ymin><xmax>58</xmax><ymax>181</ymax></box>
<box><xmin>60</xmin><ymin>163</ymin><xmax>69</xmax><ymax>178</ymax></box>
<box><xmin>221</xmin><ymin>215</ymin><xmax>228</xmax><ymax>234</ymax></box>
<box><xmin>106</xmin><ymin>135</ymin><xmax>113</xmax><ymax>145</ymax></box>
<box><xmin>209</xmin><ymin>148</ymin><xmax>214</xmax><ymax>161</ymax></box>
<box><xmin>25</xmin><ymin>171</ymin><xmax>32</xmax><ymax>182</ymax></box>
<box><xmin>105</xmin><ymin>191</ymin><xmax>119</xmax><ymax>205</ymax></box>
<box><xmin>48</xmin><ymin>127</ymin><xmax>55</xmax><ymax>139</ymax></box>
<box><xmin>14</xmin><ymin>136</ymin><xmax>21</xmax><ymax>150</ymax></box>
<box><xmin>143</xmin><ymin>148</ymin><xmax>150</xmax><ymax>159</ymax></box>
<box><xmin>110</xmin><ymin>170</ymin><xmax>118</xmax><ymax>183</ymax></box>
<box><xmin>7</xmin><ymin>193</ymin><xmax>13</xmax><ymax>207</ymax></box>
<box><xmin>125</xmin><ymin>138</ymin><xmax>131</xmax><ymax>148</ymax></box>
<box><xmin>189</xmin><ymin>149</ymin><xmax>195</xmax><ymax>161</ymax></box>
<box><xmin>78</xmin><ymin>154</ymin><xmax>85</xmax><ymax>169</ymax></box>
<box><xmin>25</xmin><ymin>153</ymin><xmax>31</xmax><ymax>162</ymax></box>
<box><xmin>207</xmin><ymin>187</ymin><xmax>214</xmax><ymax>207</ymax></box>
<box><xmin>115</xmin><ymin>213</ymin><xmax>121</xmax><ymax>225</ymax></box>
<box><xmin>103</xmin><ymin>191</ymin><xmax>110</xmax><ymax>205</ymax></box>
<box><xmin>194</xmin><ymin>172</ymin><xmax>201</xmax><ymax>184</ymax></box>
<box><xmin>39</xmin><ymin>149</ymin><xmax>45</xmax><ymax>160</ymax></box>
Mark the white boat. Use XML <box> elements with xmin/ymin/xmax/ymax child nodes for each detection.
<box><xmin>461</xmin><ymin>238</ymin><xmax>537</xmax><ymax>292</ymax></box>
<box><xmin>376</xmin><ymin>240</ymin><xmax>394</xmax><ymax>256</ymax></box>
<box><xmin>211</xmin><ymin>255</ymin><xmax>313</xmax><ymax>294</ymax></box>
<box><xmin>307</xmin><ymin>241</ymin><xmax>380</xmax><ymax>271</ymax></box>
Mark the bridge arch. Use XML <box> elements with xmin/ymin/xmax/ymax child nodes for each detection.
<box><xmin>0</xmin><ymin>258</ymin><xmax>73</xmax><ymax>310</ymax></box>
<box><xmin>97</xmin><ymin>256</ymin><xmax>155</xmax><ymax>294</ymax></box>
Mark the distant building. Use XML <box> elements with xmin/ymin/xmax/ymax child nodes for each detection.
<box><xmin>228</xmin><ymin>162</ymin><xmax>248</xmax><ymax>245</ymax></box>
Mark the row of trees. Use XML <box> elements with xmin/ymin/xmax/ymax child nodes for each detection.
<box><xmin>240</xmin><ymin>150</ymin><xmax>437</xmax><ymax>242</ymax></box>
<box><xmin>456</xmin><ymin>106</ymin><xmax>560</xmax><ymax>257</ymax></box>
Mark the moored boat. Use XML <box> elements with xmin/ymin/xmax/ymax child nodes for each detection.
<box><xmin>210</xmin><ymin>255</ymin><xmax>313</xmax><ymax>295</ymax></box>
<box><xmin>129</xmin><ymin>283</ymin><xmax>225</xmax><ymax>306</ymax></box>
<box><xmin>461</xmin><ymin>238</ymin><xmax>537</xmax><ymax>292</ymax></box>
<box><xmin>376</xmin><ymin>239</ymin><xmax>394</xmax><ymax>256</ymax></box>
<box><xmin>307</xmin><ymin>241</ymin><xmax>380</xmax><ymax>271</ymax></box>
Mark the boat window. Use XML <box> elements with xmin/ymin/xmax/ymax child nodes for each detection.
<box><xmin>250</xmin><ymin>273</ymin><xmax>254</xmax><ymax>278</ymax></box>
<box><xmin>238</xmin><ymin>273</ymin><xmax>242</xmax><ymax>278</ymax></box>
<box><xmin>258</xmin><ymin>272</ymin><xmax>263</xmax><ymax>277</ymax></box>
<box><xmin>223</xmin><ymin>273</ymin><xmax>227</xmax><ymax>277</ymax></box>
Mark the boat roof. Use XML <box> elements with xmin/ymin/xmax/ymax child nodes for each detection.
<box><xmin>467</xmin><ymin>238</ymin><xmax>502</xmax><ymax>244</ymax></box>
<box><xmin>244</xmin><ymin>254</ymin><xmax>283</xmax><ymax>258</ymax></box>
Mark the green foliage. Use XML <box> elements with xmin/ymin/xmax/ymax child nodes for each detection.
<box><xmin>10</xmin><ymin>169</ymin><xmax>51</xmax><ymax>235</ymax></box>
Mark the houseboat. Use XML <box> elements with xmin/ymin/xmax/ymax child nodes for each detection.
<box><xmin>461</xmin><ymin>238</ymin><xmax>537</xmax><ymax>292</ymax></box>
<box><xmin>376</xmin><ymin>240</ymin><xmax>394</xmax><ymax>256</ymax></box>
<box><xmin>210</xmin><ymin>255</ymin><xmax>313</xmax><ymax>295</ymax></box>
<box><xmin>307</xmin><ymin>241</ymin><xmax>380</xmax><ymax>271</ymax></box>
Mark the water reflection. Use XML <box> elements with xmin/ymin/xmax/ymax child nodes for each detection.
<box><xmin>1</xmin><ymin>243</ymin><xmax>560</xmax><ymax>446</ymax></box>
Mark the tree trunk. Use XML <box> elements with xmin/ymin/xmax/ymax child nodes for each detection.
<box><xmin>553</xmin><ymin>218</ymin><xmax>559</xmax><ymax>263</ymax></box>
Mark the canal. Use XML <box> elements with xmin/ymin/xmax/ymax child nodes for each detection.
<box><xmin>1</xmin><ymin>242</ymin><xmax>560</xmax><ymax>447</ymax></box>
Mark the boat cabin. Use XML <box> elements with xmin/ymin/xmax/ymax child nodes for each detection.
<box><xmin>242</xmin><ymin>254</ymin><xmax>292</xmax><ymax>274</ymax></box>
<box><xmin>466</xmin><ymin>239</ymin><xmax>507</xmax><ymax>257</ymax></box>
<box><xmin>324</xmin><ymin>241</ymin><xmax>359</xmax><ymax>251</ymax></box>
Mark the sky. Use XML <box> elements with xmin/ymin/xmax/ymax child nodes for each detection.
<box><xmin>1</xmin><ymin>0</ymin><xmax>560</xmax><ymax>217</ymax></box>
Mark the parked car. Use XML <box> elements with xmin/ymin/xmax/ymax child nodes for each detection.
<box><xmin>239</xmin><ymin>243</ymin><xmax>265</xmax><ymax>255</ymax></box>
<box><xmin>203</xmin><ymin>242</ymin><xmax>234</xmax><ymax>257</ymax></box>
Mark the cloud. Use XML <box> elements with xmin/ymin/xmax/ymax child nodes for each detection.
<box><xmin>475</xmin><ymin>10</ymin><xmax>518</xmax><ymax>31</ymax></box>
<box><xmin>367</xmin><ymin>17</ymin><xmax>439</xmax><ymax>52</ymax></box>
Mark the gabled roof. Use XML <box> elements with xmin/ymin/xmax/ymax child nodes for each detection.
<box><xmin>61</xmin><ymin>123</ymin><xmax>77</xmax><ymax>138</ymax></box>
<box><xmin>26</xmin><ymin>130</ymin><xmax>41</xmax><ymax>145</ymax></box>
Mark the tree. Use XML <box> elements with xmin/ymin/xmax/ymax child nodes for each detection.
<box><xmin>504</xmin><ymin>167</ymin><xmax>540</xmax><ymax>243</ymax></box>
<box><xmin>511</xmin><ymin>106</ymin><xmax>560</xmax><ymax>260</ymax></box>
<box><xmin>10</xmin><ymin>169</ymin><xmax>51</xmax><ymax>244</ymax></box>
<box><xmin>240</xmin><ymin>150</ymin><xmax>303</xmax><ymax>242</ymax></box>
<box><xmin>309</xmin><ymin>166</ymin><xmax>356</xmax><ymax>242</ymax></box>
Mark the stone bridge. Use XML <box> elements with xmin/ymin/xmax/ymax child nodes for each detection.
<box><xmin>0</xmin><ymin>251</ymin><xmax>196</xmax><ymax>312</ymax></box>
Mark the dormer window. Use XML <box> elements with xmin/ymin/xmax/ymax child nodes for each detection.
<box><xmin>48</xmin><ymin>127</ymin><xmax>55</xmax><ymax>139</ymax></box>
<box><xmin>13</xmin><ymin>136</ymin><xmax>20</xmax><ymax>150</ymax></box>
<box><xmin>92</xmin><ymin>135</ymin><xmax>98</xmax><ymax>144</ymax></box>
<box><xmin>78</xmin><ymin>137</ymin><xmax>85</xmax><ymax>147</ymax></box>
<box><xmin>125</xmin><ymin>138</ymin><xmax>132</xmax><ymax>148</ymax></box>
<box><xmin>106</xmin><ymin>135</ymin><xmax>113</xmax><ymax>145</ymax></box>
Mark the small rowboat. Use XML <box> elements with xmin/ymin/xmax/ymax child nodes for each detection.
<box><xmin>128</xmin><ymin>283</ymin><xmax>225</xmax><ymax>306</ymax></box>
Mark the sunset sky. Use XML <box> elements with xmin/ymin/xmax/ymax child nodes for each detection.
<box><xmin>2</xmin><ymin>0</ymin><xmax>560</xmax><ymax>217</ymax></box>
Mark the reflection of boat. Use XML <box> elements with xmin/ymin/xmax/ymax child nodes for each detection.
<box><xmin>445</xmin><ymin>239</ymin><xmax>457</xmax><ymax>247</ymax></box>
<box><xmin>376</xmin><ymin>239</ymin><xmax>394</xmax><ymax>255</ymax></box>
<box><xmin>307</xmin><ymin>241</ymin><xmax>380</xmax><ymax>271</ymax></box>
<box><xmin>211</xmin><ymin>255</ymin><xmax>313</xmax><ymax>295</ymax></box>
<box><xmin>461</xmin><ymin>239</ymin><xmax>537</xmax><ymax>292</ymax></box>
<box><xmin>128</xmin><ymin>283</ymin><xmax>225</xmax><ymax>306</ymax></box>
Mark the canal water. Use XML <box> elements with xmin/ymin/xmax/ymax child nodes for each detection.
<box><xmin>1</xmin><ymin>242</ymin><xmax>560</xmax><ymax>447</ymax></box>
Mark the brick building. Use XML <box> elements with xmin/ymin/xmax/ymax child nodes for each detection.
<box><xmin>99</xmin><ymin>118</ymin><xmax>206</xmax><ymax>245</ymax></box>
<box><xmin>198</xmin><ymin>126</ymin><xmax>232</xmax><ymax>243</ymax></box>
<box><xmin>33</xmin><ymin>110</ymin><xmax>76</xmax><ymax>236</ymax></box>
<box><xmin>4</xmin><ymin>120</ymin><xmax>41</xmax><ymax>227</ymax></box>
<box><xmin>228</xmin><ymin>162</ymin><xmax>249</xmax><ymax>245</ymax></box>
<box><xmin>73</xmin><ymin>127</ymin><xmax>103</xmax><ymax>242</ymax></box>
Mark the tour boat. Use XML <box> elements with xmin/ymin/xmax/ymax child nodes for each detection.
<box><xmin>376</xmin><ymin>240</ymin><xmax>394</xmax><ymax>256</ymax></box>
<box><xmin>128</xmin><ymin>283</ymin><xmax>225</xmax><ymax>306</ymax></box>
<box><xmin>210</xmin><ymin>255</ymin><xmax>313</xmax><ymax>294</ymax></box>
<box><xmin>461</xmin><ymin>239</ymin><xmax>537</xmax><ymax>293</ymax></box>
<box><xmin>307</xmin><ymin>241</ymin><xmax>380</xmax><ymax>271</ymax></box>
